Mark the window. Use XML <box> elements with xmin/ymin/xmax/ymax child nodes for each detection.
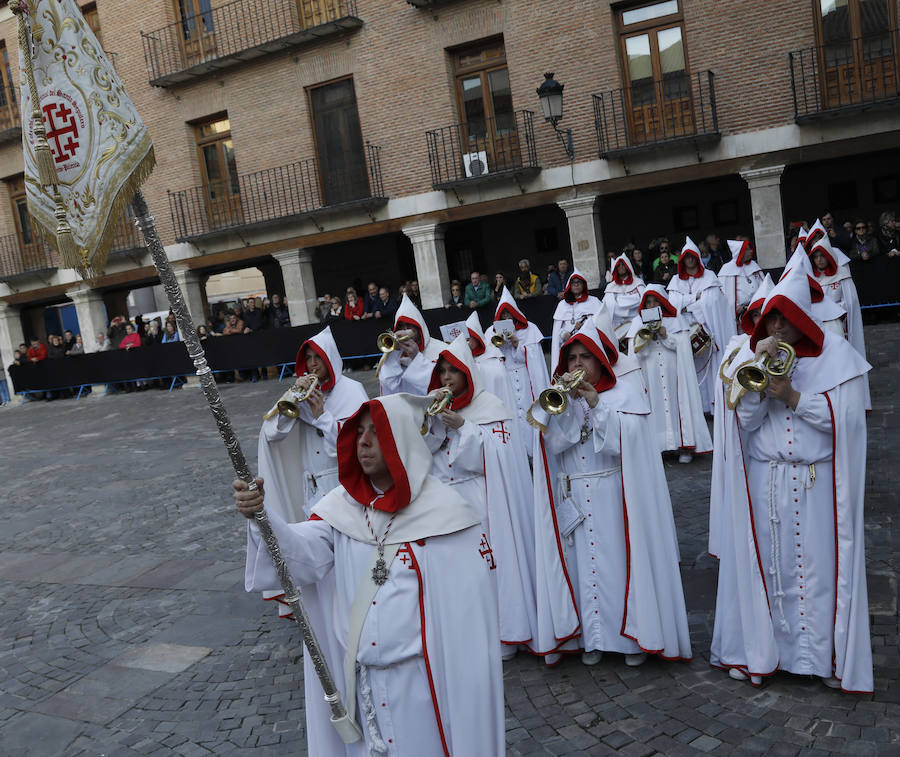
<box><xmin>81</xmin><ymin>2</ymin><xmax>102</xmax><ymax>45</ymax></box>
<box><xmin>616</xmin><ymin>0</ymin><xmax>693</xmax><ymax>145</ymax></box>
<box><xmin>308</xmin><ymin>78</ymin><xmax>369</xmax><ymax>206</ymax></box>
<box><xmin>194</xmin><ymin>115</ymin><xmax>240</xmax><ymax>225</ymax></box>
<box><xmin>816</xmin><ymin>0</ymin><xmax>897</xmax><ymax>106</ymax></box>
<box><xmin>7</xmin><ymin>176</ymin><xmax>41</xmax><ymax>268</ymax></box>
<box><xmin>0</xmin><ymin>44</ymin><xmax>15</xmax><ymax>131</ymax></box>
<box><xmin>176</xmin><ymin>0</ymin><xmax>216</xmax><ymax>65</ymax></box>
<box><xmin>450</xmin><ymin>38</ymin><xmax>521</xmax><ymax>173</ymax></box>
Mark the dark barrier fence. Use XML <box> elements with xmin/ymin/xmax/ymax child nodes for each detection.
<box><xmin>8</xmin><ymin>259</ymin><xmax>897</xmax><ymax>395</ymax></box>
<box><xmin>9</xmin><ymin>296</ymin><xmax>561</xmax><ymax>394</ymax></box>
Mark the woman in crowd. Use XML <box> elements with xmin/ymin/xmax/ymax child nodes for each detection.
<box><xmin>120</xmin><ymin>323</ymin><xmax>142</xmax><ymax>350</ymax></box>
<box><xmin>492</xmin><ymin>271</ymin><xmax>507</xmax><ymax>302</ymax></box>
<box><xmin>343</xmin><ymin>288</ymin><xmax>364</xmax><ymax>320</ymax></box>
<box><xmin>161</xmin><ymin>321</ymin><xmax>180</xmax><ymax>344</ymax></box>
<box><xmin>324</xmin><ymin>296</ymin><xmax>343</xmax><ymax>324</ymax></box>
<box><xmin>446</xmin><ymin>280</ymin><xmax>465</xmax><ymax>309</ymax></box>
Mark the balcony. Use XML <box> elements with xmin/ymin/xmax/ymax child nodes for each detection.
<box><xmin>0</xmin><ymin>234</ymin><xmax>56</xmax><ymax>282</ymax></box>
<box><xmin>0</xmin><ymin>88</ymin><xmax>21</xmax><ymax>145</ymax></box>
<box><xmin>107</xmin><ymin>212</ymin><xmax>146</xmax><ymax>257</ymax></box>
<box><xmin>790</xmin><ymin>32</ymin><xmax>900</xmax><ymax>122</ymax></box>
<box><xmin>426</xmin><ymin>110</ymin><xmax>540</xmax><ymax>191</ymax></box>
<box><xmin>141</xmin><ymin>0</ymin><xmax>362</xmax><ymax>87</ymax></box>
<box><xmin>168</xmin><ymin>143</ymin><xmax>386</xmax><ymax>241</ymax></box>
<box><xmin>592</xmin><ymin>70</ymin><xmax>719</xmax><ymax>159</ymax></box>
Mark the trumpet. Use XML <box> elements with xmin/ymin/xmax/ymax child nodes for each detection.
<box><xmin>420</xmin><ymin>387</ymin><xmax>454</xmax><ymax>434</ymax></box>
<box><xmin>262</xmin><ymin>375</ymin><xmax>319</xmax><ymax>420</ymax></box>
<box><xmin>633</xmin><ymin>320</ymin><xmax>661</xmax><ymax>353</ymax></box>
<box><xmin>735</xmin><ymin>342</ymin><xmax>796</xmax><ymax>393</ymax></box>
<box><xmin>374</xmin><ymin>330</ymin><xmax>413</xmax><ymax>377</ymax></box>
<box><xmin>537</xmin><ymin>369</ymin><xmax>586</xmax><ymax>415</ymax></box>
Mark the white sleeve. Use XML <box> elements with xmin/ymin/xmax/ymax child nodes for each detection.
<box><xmin>544</xmin><ymin>404</ymin><xmax>583</xmax><ymax>455</ymax></box>
<box><xmin>447</xmin><ymin>421</ymin><xmax>486</xmax><ymax>475</ymax></box>
<box><xmin>794</xmin><ymin>392</ymin><xmax>834</xmax><ymax>433</ymax></box>
<box><xmin>735</xmin><ymin>389</ymin><xmax>768</xmax><ymax>431</ymax></box>
<box><xmin>262</xmin><ymin>414</ymin><xmax>297</xmax><ymax>442</ymax></box>
<box><xmin>377</xmin><ymin>350</ymin><xmax>404</xmax><ymax>395</ymax></box>
<box><xmin>310</xmin><ymin>409</ymin><xmax>339</xmax><ymax>458</ymax></box>
<box><xmin>245</xmin><ymin>509</ymin><xmax>335</xmax><ymax>591</ymax></box>
<box><xmin>590</xmin><ymin>400</ymin><xmax>622</xmax><ymax>455</ymax></box>
<box><xmin>399</xmin><ymin>351</ymin><xmax>434</xmax><ymax>395</ymax></box>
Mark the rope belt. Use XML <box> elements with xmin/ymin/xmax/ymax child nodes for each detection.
<box><xmin>558</xmin><ymin>467</ymin><xmax>618</xmax><ymax>497</ymax></box>
<box><xmin>357</xmin><ymin>663</ymin><xmax>387</xmax><ymax>755</ymax></box>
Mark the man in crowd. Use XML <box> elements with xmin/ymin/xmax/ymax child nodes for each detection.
<box><xmin>546</xmin><ymin>258</ymin><xmax>571</xmax><ymax>299</ymax></box>
<box><xmin>513</xmin><ymin>259</ymin><xmax>541</xmax><ymax>299</ymax></box>
<box><xmin>820</xmin><ymin>210</ymin><xmax>851</xmax><ymax>253</ymax></box>
<box><xmin>223</xmin><ymin>312</ymin><xmax>245</xmax><ymax>335</ymax></box>
<box><xmin>235</xmin><ymin>393</ymin><xmax>504</xmax><ymax>756</ymax></box>
<box><xmin>268</xmin><ymin>293</ymin><xmax>290</xmax><ymax>328</ymax></box>
<box><xmin>26</xmin><ymin>337</ymin><xmax>47</xmax><ymax>363</ymax></box>
<box><xmin>710</xmin><ymin>268</ymin><xmax>872</xmax><ymax>693</ymax></box>
<box><xmin>465</xmin><ymin>270</ymin><xmax>492</xmax><ymax>309</ymax></box>
<box><xmin>704</xmin><ymin>233</ymin><xmax>731</xmax><ymax>272</ymax></box>
<box><xmin>363</xmin><ymin>281</ymin><xmax>380</xmax><ymax>317</ymax></box>
<box><xmin>877</xmin><ymin>210</ymin><xmax>899</xmax><ymax>256</ymax></box>
<box><xmin>371</xmin><ymin>286</ymin><xmax>398</xmax><ymax>321</ymax></box>
<box><xmin>242</xmin><ymin>297</ymin><xmax>265</xmax><ymax>332</ymax></box>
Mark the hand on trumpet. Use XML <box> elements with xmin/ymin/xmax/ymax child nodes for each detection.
<box><xmin>766</xmin><ymin>375</ymin><xmax>799</xmax><ymax>409</ymax></box>
<box><xmin>754</xmin><ymin>336</ymin><xmax>780</xmax><ymax>360</ymax></box>
<box><xmin>396</xmin><ymin>329</ymin><xmax>419</xmax><ymax>358</ymax></box>
<box><xmin>559</xmin><ymin>372</ymin><xmax>599</xmax><ymax>409</ymax></box>
<box><xmin>427</xmin><ymin>388</ymin><xmax>463</xmax><ymax>429</ymax></box>
<box><xmin>657</xmin><ymin>325</ymin><xmax>667</xmax><ymax>339</ymax></box>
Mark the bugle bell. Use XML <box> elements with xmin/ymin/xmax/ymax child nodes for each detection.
<box><xmin>735</xmin><ymin>342</ymin><xmax>796</xmax><ymax>393</ymax></box>
<box><xmin>374</xmin><ymin>330</ymin><xmax>413</xmax><ymax>377</ymax></box>
<box><xmin>262</xmin><ymin>375</ymin><xmax>319</xmax><ymax>420</ymax></box>
<box><xmin>537</xmin><ymin>369</ymin><xmax>586</xmax><ymax>416</ymax></box>
<box><xmin>420</xmin><ymin>387</ymin><xmax>454</xmax><ymax>434</ymax></box>
<box><xmin>490</xmin><ymin>332</ymin><xmax>507</xmax><ymax>348</ymax></box>
<box><xmin>633</xmin><ymin>320</ymin><xmax>661</xmax><ymax>353</ymax></box>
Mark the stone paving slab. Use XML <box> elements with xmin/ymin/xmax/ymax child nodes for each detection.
<box><xmin>0</xmin><ymin>321</ymin><xmax>896</xmax><ymax>755</ymax></box>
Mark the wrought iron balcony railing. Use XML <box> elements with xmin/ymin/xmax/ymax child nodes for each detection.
<box><xmin>426</xmin><ymin>110</ymin><xmax>540</xmax><ymax>190</ymax></box>
<box><xmin>168</xmin><ymin>143</ymin><xmax>386</xmax><ymax>240</ymax></box>
<box><xmin>0</xmin><ymin>86</ymin><xmax>21</xmax><ymax>143</ymax></box>
<box><xmin>790</xmin><ymin>32</ymin><xmax>900</xmax><ymax>121</ymax></box>
<box><xmin>107</xmin><ymin>211</ymin><xmax>145</xmax><ymax>256</ymax></box>
<box><xmin>593</xmin><ymin>70</ymin><xmax>719</xmax><ymax>159</ymax></box>
<box><xmin>0</xmin><ymin>233</ymin><xmax>56</xmax><ymax>281</ymax></box>
<box><xmin>141</xmin><ymin>0</ymin><xmax>362</xmax><ymax>87</ymax></box>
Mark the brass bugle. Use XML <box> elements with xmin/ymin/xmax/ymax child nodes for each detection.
<box><xmin>633</xmin><ymin>320</ymin><xmax>661</xmax><ymax>353</ymax></box>
<box><xmin>537</xmin><ymin>369</ymin><xmax>586</xmax><ymax>415</ymax></box>
<box><xmin>490</xmin><ymin>332</ymin><xmax>506</xmax><ymax>348</ymax></box>
<box><xmin>374</xmin><ymin>330</ymin><xmax>414</xmax><ymax>378</ymax></box>
<box><xmin>736</xmin><ymin>342</ymin><xmax>796</xmax><ymax>393</ymax></box>
<box><xmin>420</xmin><ymin>387</ymin><xmax>454</xmax><ymax>434</ymax></box>
<box><xmin>262</xmin><ymin>375</ymin><xmax>319</xmax><ymax>420</ymax></box>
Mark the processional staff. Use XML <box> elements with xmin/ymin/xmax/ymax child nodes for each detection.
<box><xmin>11</xmin><ymin>0</ymin><xmax>361</xmax><ymax>743</ymax></box>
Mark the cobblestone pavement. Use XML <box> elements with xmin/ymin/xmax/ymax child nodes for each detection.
<box><xmin>0</xmin><ymin>323</ymin><xmax>897</xmax><ymax>756</ymax></box>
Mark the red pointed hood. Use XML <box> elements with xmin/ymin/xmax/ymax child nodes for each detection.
<box><xmin>611</xmin><ymin>254</ymin><xmax>636</xmax><ymax>286</ymax></box>
<box><xmin>639</xmin><ymin>284</ymin><xmax>678</xmax><ymax>318</ymax></box>
<box><xmin>295</xmin><ymin>325</ymin><xmax>340</xmax><ymax>391</ymax></box>
<box><xmin>493</xmin><ymin>286</ymin><xmax>528</xmax><ymax>330</ymax></box>
<box><xmin>394</xmin><ymin>294</ymin><xmax>430</xmax><ymax>351</ymax></box>
<box><xmin>727</xmin><ymin>239</ymin><xmax>754</xmax><ymax>266</ymax></box>
<box><xmin>750</xmin><ymin>268</ymin><xmax>824</xmax><ymax>358</ymax></box>
<box><xmin>590</xmin><ymin>303</ymin><xmax>621</xmax><ymax>365</ymax></box>
<box><xmin>336</xmin><ymin>394</ymin><xmax>434</xmax><ymax>513</ymax></box>
<box><xmin>555</xmin><ymin>322</ymin><xmax>617</xmax><ymax>392</ymax></box>
<box><xmin>563</xmin><ymin>266</ymin><xmax>590</xmax><ymax>302</ymax></box>
<box><xmin>677</xmin><ymin>237</ymin><xmax>705</xmax><ymax>279</ymax></box>
<box><xmin>781</xmin><ymin>244</ymin><xmax>824</xmax><ymax>303</ymax></box>
<box><xmin>464</xmin><ymin>310</ymin><xmax>486</xmax><ymax>357</ymax></box>
<box><xmin>740</xmin><ymin>274</ymin><xmax>774</xmax><ymax>336</ymax></box>
<box><xmin>808</xmin><ymin>233</ymin><xmax>850</xmax><ymax>278</ymax></box>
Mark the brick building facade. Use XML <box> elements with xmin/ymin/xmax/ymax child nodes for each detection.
<box><xmin>0</xmin><ymin>0</ymin><xmax>898</xmax><ymax>381</ymax></box>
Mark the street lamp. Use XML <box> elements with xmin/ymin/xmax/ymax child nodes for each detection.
<box><xmin>536</xmin><ymin>72</ymin><xmax>574</xmax><ymax>161</ymax></box>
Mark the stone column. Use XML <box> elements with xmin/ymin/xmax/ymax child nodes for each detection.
<box><xmin>740</xmin><ymin>165</ymin><xmax>787</xmax><ymax>270</ymax></box>
<box><xmin>557</xmin><ymin>195</ymin><xmax>605</xmax><ymax>290</ymax></box>
<box><xmin>173</xmin><ymin>268</ymin><xmax>209</xmax><ymax>327</ymax></box>
<box><xmin>68</xmin><ymin>287</ymin><xmax>109</xmax><ymax>352</ymax></box>
<box><xmin>0</xmin><ymin>301</ymin><xmax>25</xmax><ymax>394</ymax></box>
<box><xmin>403</xmin><ymin>222</ymin><xmax>449</xmax><ymax>310</ymax></box>
<box><xmin>272</xmin><ymin>249</ymin><xmax>318</xmax><ymax>326</ymax></box>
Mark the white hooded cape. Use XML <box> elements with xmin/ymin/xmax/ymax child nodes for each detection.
<box><xmin>718</xmin><ymin>239</ymin><xmax>765</xmax><ymax>323</ymax></box>
<box><xmin>602</xmin><ymin>254</ymin><xmax>645</xmax><ymax>328</ymax></box>
<box><xmin>245</xmin><ymin>393</ymin><xmax>504</xmax><ymax>755</ymax></box>
<box><xmin>424</xmin><ymin>335</ymin><xmax>579</xmax><ymax>656</ymax></box>
<box><xmin>710</xmin><ymin>271</ymin><xmax>872</xmax><ymax>694</ymax></box>
<box><xmin>530</xmin><ymin>322</ymin><xmax>692</xmax><ymax>661</ymax></box>
<box><xmin>551</xmin><ymin>267</ymin><xmax>602</xmax><ymax>365</ymax></box>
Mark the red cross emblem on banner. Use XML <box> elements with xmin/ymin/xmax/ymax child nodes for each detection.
<box><xmin>42</xmin><ymin>102</ymin><xmax>80</xmax><ymax>164</ymax></box>
<box><xmin>478</xmin><ymin>534</ymin><xmax>496</xmax><ymax>570</ymax></box>
<box><xmin>448</xmin><ymin>327</ymin><xmax>461</xmax><ymax>338</ymax></box>
<box><xmin>491</xmin><ymin>420</ymin><xmax>510</xmax><ymax>444</ymax></box>
<box><xmin>397</xmin><ymin>545</ymin><xmax>415</xmax><ymax>569</ymax></box>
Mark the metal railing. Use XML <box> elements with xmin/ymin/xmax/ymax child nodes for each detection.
<box><xmin>426</xmin><ymin>109</ymin><xmax>539</xmax><ymax>189</ymax></box>
<box><xmin>168</xmin><ymin>143</ymin><xmax>385</xmax><ymax>240</ymax></box>
<box><xmin>0</xmin><ymin>86</ymin><xmax>20</xmax><ymax>136</ymax></box>
<box><xmin>141</xmin><ymin>0</ymin><xmax>360</xmax><ymax>85</ymax></box>
<box><xmin>108</xmin><ymin>211</ymin><xmax>144</xmax><ymax>254</ymax></box>
<box><xmin>790</xmin><ymin>32</ymin><xmax>900</xmax><ymax>120</ymax></box>
<box><xmin>593</xmin><ymin>70</ymin><xmax>718</xmax><ymax>158</ymax></box>
<box><xmin>0</xmin><ymin>233</ymin><xmax>55</xmax><ymax>280</ymax></box>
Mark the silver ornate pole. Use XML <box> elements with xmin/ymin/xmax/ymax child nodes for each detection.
<box><xmin>130</xmin><ymin>189</ymin><xmax>362</xmax><ymax>744</ymax></box>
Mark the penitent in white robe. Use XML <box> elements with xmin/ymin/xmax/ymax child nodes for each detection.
<box><xmin>540</xmin><ymin>383</ymin><xmax>692</xmax><ymax>660</ymax></box>
<box><xmin>379</xmin><ymin>294</ymin><xmax>447</xmax><ymax>396</ymax></box>
<box><xmin>627</xmin><ymin>315</ymin><xmax>712</xmax><ymax>454</ymax></box>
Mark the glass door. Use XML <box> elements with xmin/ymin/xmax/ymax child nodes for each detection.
<box><xmin>195</xmin><ymin>117</ymin><xmax>241</xmax><ymax>229</ymax></box>
<box><xmin>176</xmin><ymin>0</ymin><xmax>216</xmax><ymax>66</ymax></box>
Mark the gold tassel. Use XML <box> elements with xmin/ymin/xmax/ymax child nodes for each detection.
<box><xmin>31</xmin><ymin>113</ymin><xmax>58</xmax><ymax>186</ymax></box>
<box><xmin>53</xmin><ymin>191</ymin><xmax>80</xmax><ymax>270</ymax></box>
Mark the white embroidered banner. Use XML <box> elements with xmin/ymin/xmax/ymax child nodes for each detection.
<box><xmin>18</xmin><ymin>0</ymin><xmax>154</xmax><ymax>275</ymax></box>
